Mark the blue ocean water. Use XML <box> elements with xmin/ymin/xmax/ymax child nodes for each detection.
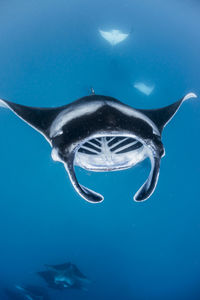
<box><xmin>0</xmin><ymin>0</ymin><xmax>200</xmax><ymax>299</ymax></box>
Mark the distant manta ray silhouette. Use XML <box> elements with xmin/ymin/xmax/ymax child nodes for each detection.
<box><xmin>99</xmin><ymin>29</ymin><xmax>129</xmax><ymax>45</ymax></box>
<box><xmin>0</xmin><ymin>92</ymin><xmax>197</xmax><ymax>203</ymax></box>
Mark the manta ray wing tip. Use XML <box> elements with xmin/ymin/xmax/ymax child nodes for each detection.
<box><xmin>183</xmin><ymin>92</ymin><xmax>198</xmax><ymax>102</ymax></box>
<box><xmin>0</xmin><ymin>99</ymin><xmax>8</xmax><ymax>108</ymax></box>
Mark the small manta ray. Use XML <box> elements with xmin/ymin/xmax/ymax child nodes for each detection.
<box><xmin>0</xmin><ymin>91</ymin><xmax>197</xmax><ymax>203</ymax></box>
<box><xmin>15</xmin><ymin>285</ymin><xmax>50</xmax><ymax>300</ymax></box>
<box><xmin>4</xmin><ymin>285</ymin><xmax>50</xmax><ymax>300</ymax></box>
<box><xmin>99</xmin><ymin>29</ymin><xmax>129</xmax><ymax>45</ymax></box>
<box><xmin>37</xmin><ymin>262</ymin><xmax>89</xmax><ymax>291</ymax></box>
<box><xmin>134</xmin><ymin>82</ymin><xmax>155</xmax><ymax>96</ymax></box>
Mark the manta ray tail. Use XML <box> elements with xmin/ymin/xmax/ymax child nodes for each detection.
<box><xmin>139</xmin><ymin>92</ymin><xmax>197</xmax><ymax>134</ymax></box>
<box><xmin>0</xmin><ymin>99</ymin><xmax>64</xmax><ymax>142</ymax></box>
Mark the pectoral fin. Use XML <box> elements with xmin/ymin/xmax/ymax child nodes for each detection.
<box><xmin>0</xmin><ymin>98</ymin><xmax>65</xmax><ymax>142</ymax></box>
<box><xmin>138</xmin><ymin>93</ymin><xmax>197</xmax><ymax>134</ymax></box>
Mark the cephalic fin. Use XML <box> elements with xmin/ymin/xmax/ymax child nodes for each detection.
<box><xmin>134</xmin><ymin>154</ymin><xmax>160</xmax><ymax>202</ymax></box>
<box><xmin>64</xmin><ymin>152</ymin><xmax>103</xmax><ymax>203</ymax></box>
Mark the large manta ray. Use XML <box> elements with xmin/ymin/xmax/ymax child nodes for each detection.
<box><xmin>0</xmin><ymin>92</ymin><xmax>197</xmax><ymax>203</ymax></box>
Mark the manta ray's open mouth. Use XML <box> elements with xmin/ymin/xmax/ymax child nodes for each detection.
<box><xmin>76</xmin><ymin>136</ymin><xmax>145</xmax><ymax>171</ymax></box>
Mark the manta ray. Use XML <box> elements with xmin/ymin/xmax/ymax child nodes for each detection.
<box><xmin>134</xmin><ymin>82</ymin><xmax>155</xmax><ymax>96</ymax></box>
<box><xmin>37</xmin><ymin>262</ymin><xmax>89</xmax><ymax>290</ymax></box>
<box><xmin>0</xmin><ymin>92</ymin><xmax>197</xmax><ymax>203</ymax></box>
<box><xmin>15</xmin><ymin>285</ymin><xmax>50</xmax><ymax>300</ymax></box>
<box><xmin>4</xmin><ymin>285</ymin><xmax>50</xmax><ymax>300</ymax></box>
<box><xmin>99</xmin><ymin>29</ymin><xmax>129</xmax><ymax>45</ymax></box>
